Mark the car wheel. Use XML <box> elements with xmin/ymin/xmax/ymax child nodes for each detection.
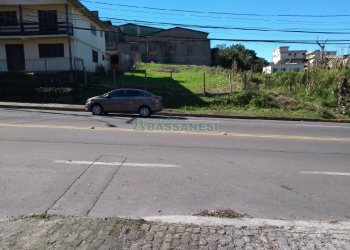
<box><xmin>139</xmin><ymin>106</ymin><xmax>151</xmax><ymax>118</ymax></box>
<box><xmin>91</xmin><ymin>104</ymin><xmax>104</xmax><ymax>115</ymax></box>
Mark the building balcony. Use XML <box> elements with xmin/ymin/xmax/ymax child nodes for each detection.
<box><xmin>0</xmin><ymin>22</ymin><xmax>73</xmax><ymax>37</ymax></box>
<box><xmin>0</xmin><ymin>57</ymin><xmax>84</xmax><ymax>73</ymax></box>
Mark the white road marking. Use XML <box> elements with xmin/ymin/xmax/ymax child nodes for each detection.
<box><xmin>295</xmin><ymin>124</ymin><xmax>350</xmax><ymax>129</ymax></box>
<box><xmin>54</xmin><ymin>160</ymin><xmax>181</xmax><ymax>168</ymax></box>
<box><xmin>300</xmin><ymin>171</ymin><xmax>350</xmax><ymax>176</ymax></box>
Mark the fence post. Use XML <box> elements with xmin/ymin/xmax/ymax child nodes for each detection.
<box><xmin>203</xmin><ymin>72</ymin><xmax>206</xmax><ymax>96</ymax></box>
<box><xmin>44</xmin><ymin>59</ymin><xmax>47</xmax><ymax>72</ymax></box>
<box><xmin>84</xmin><ymin>67</ymin><xmax>87</xmax><ymax>87</ymax></box>
<box><xmin>229</xmin><ymin>73</ymin><xmax>233</xmax><ymax>93</ymax></box>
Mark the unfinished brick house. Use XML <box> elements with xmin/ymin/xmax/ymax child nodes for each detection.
<box><xmin>109</xmin><ymin>23</ymin><xmax>211</xmax><ymax>66</ymax></box>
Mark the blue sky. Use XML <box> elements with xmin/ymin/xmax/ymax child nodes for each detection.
<box><xmin>81</xmin><ymin>0</ymin><xmax>350</xmax><ymax>61</ymax></box>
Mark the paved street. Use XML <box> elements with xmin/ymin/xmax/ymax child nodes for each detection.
<box><xmin>0</xmin><ymin>108</ymin><xmax>350</xmax><ymax>221</ymax></box>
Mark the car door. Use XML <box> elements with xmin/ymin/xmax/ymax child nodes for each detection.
<box><xmin>104</xmin><ymin>90</ymin><xmax>126</xmax><ymax>112</ymax></box>
<box><xmin>123</xmin><ymin>90</ymin><xmax>143</xmax><ymax>112</ymax></box>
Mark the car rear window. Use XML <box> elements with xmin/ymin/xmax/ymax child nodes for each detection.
<box><xmin>124</xmin><ymin>90</ymin><xmax>141</xmax><ymax>97</ymax></box>
<box><xmin>141</xmin><ymin>91</ymin><xmax>153</xmax><ymax>97</ymax></box>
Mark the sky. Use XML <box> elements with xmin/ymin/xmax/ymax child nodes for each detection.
<box><xmin>81</xmin><ymin>0</ymin><xmax>350</xmax><ymax>61</ymax></box>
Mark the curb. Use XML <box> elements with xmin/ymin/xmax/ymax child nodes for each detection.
<box><xmin>0</xmin><ymin>104</ymin><xmax>84</xmax><ymax>112</ymax></box>
<box><xmin>1</xmin><ymin>103</ymin><xmax>350</xmax><ymax>124</ymax></box>
<box><xmin>143</xmin><ymin>216</ymin><xmax>350</xmax><ymax>231</ymax></box>
<box><xmin>159</xmin><ymin>111</ymin><xmax>350</xmax><ymax>123</ymax></box>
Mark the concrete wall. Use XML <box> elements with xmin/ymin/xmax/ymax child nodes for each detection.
<box><xmin>69</xmin><ymin>3</ymin><xmax>109</xmax><ymax>72</ymax></box>
<box><xmin>118</xmin><ymin>40</ymin><xmax>211</xmax><ymax>66</ymax></box>
<box><xmin>263</xmin><ymin>63</ymin><xmax>305</xmax><ymax>74</ymax></box>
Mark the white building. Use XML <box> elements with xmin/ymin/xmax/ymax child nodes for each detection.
<box><xmin>263</xmin><ymin>63</ymin><xmax>305</xmax><ymax>74</ymax></box>
<box><xmin>264</xmin><ymin>46</ymin><xmax>338</xmax><ymax>74</ymax></box>
<box><xmin>306</xmin><ymin>50</ymin><xmax>337</xmax><ymax>66</ymax></box>
<box><xmin>272</xmin><ymin>46</ymin><xmax>307</xmax><ymax>64</ymax></box>
<box><xmin>0</xmin><ymin>0</ymin><xmax>109</xmax><ymax>73</ymax></box>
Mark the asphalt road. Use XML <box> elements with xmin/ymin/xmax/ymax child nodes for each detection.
<box><xmin>0</xmin><ymin>108</ymin><xmax>350</xmax><ymax>221</ymax></box>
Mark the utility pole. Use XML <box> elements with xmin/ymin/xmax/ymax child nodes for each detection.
<box><xmin>316</xmin><ymin>38</ymin><xmax>328</xmax><ymax>60</ymax></box>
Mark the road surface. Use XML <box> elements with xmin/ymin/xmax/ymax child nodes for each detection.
<box><xmin>0</xmin><ymin>108</ymin><xmax>349</xmax><ymax>221</ymax></box>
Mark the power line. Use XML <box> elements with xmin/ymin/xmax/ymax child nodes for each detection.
<box><xmin>100</xmin><ymin>17</ymin><xmax>350</xmax><ymax>35</ymax></box>
<box><xmin>3</xmin><ymin>3</ymin><xmax>350</xmax><ymax>35</ymax></box>
<box><xmin>1</xmin><ymin>4</ymin><xmax>350</xmax><ymax>45</ymax></box>
<box><xmin>80</xmin><ymin>0</ymin><xmax>350</xmax><ymax>18</ymax></box>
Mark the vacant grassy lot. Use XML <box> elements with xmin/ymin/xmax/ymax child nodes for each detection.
<box><xmin>86</xmin><ymin>63</ymin><xmax>350</xmax><ymax>120</ymax></box>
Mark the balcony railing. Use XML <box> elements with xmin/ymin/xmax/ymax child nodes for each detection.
<box><xmin>0</xmin><ymin>22</ymin><xmax>73</xmax><ymax>36</ymax></box>
<box><xmin>0</xmin><ymin>57</ymin><xmax>84</xmax><ymax>73</ymax></box>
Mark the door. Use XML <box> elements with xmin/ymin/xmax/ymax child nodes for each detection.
<box><xmin>123</xmin><ymin>89</ymin><xmax>143</xmax><ymax>112</ymax></box>
<box><xmin>5</xmin><ymin>44</ymin><xmax>25</xmax><ymax>72</ymax></box>
<box><xmin>104</xmin><ymin>90</ymin><xmax>127</xmax><ymax>112</ymax></box>
<box><xmin>38</xmin><ymin>10</ymin><xmax>58</xmax><ymax>34</ymax></box>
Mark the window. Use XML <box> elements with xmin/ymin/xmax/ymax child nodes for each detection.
<box><xmin>92</xmin><ymin>50</ymin><xmax>98</xmax><ymax>63</ymax></box>
<box><xmin>91</xmin><ymin>24</ymin><xmax>97</xmax><ymax>36</ymax></box>
<box><xmin>0</xmin><ymin>11</ymin><xmax>17</xmax><ymax>26</ymax></box>
<box><xmin>294</xmin><ymin>68</ymin><xmax>300</xmax><ymax>72</ymax></box>
<box><xmin>272</xmin><ymin>68</ymin><xmax>278</xmax><ymax>73</ymax></box>
<box><xmin>130</xmin><ymin>45</ymin><xmax>138</xmax><ymax>52</ymax></box>
<box><xmin>109</xmin><ymin>90</ymin><xmax>125</xmax><ymax>98</ymax></box>
<box><xmin>38</xmin><ymin>44</ymin><xmax>64</xmax><ymax>58</ymax></box>
<box><xmin>124</xmin><ymin>90</ymin><xmax>141</xmax><ymax>97</ymax></box>
<box><xmin>38</xmin><ymin>10</ymin><xmax>58</xmax><ymax>34</ymax></box>
<box><xmin>100</xmin><ymin>30</ymin><xmax>104</xmax><ymax>37</ymax></box>
<box><xmin>141</xmin><ymin>91</ymin><xmax>152</xmax><ymax>97</ymax></box>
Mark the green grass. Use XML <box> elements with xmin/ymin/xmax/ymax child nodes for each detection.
<box><xmin>85</xmin><ymin>63</ymin><xmax>350</xmax><ymax>121</ymax></box>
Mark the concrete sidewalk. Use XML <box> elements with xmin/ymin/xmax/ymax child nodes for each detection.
<box><xmin>0</xmin><ymin>101</ymin><xmax>84</xmax><ymax>112</ymax></box>
<box><xmin>1</xmin><ymin>101</ymin><xmax>350</xmax><ymax>123</ymax></box>
<box><xmin>1</xmin><ymin>215</ymin><xmax>349</xmax><ymax>249</ymax></box>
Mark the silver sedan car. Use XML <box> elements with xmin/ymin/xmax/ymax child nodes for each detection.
<box><xmin>85</xmin><ymin>88</ymin><xmax>163</xmax><ymax>117</ymax></box>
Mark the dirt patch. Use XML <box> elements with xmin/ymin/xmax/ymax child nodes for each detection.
<box><xmin>154</xmin><ymin>67</ymin><xmax>180</xmax><ymax>73</ymax></box>
<box><xmin>194</xmin><ymin>209</ymin><xmax>245</xmax><ymax>219</ymax></box>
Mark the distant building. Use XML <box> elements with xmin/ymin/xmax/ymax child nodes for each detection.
<box><xmin>272</xmin><ymin>46</ymin><xmax>307</xmax><ymax>64</ymax></box>
<box><xmin>0</xmin><ymin>0</ymin><xmax>109</xmax><ymax>74</ymax></box>
<box><xmin>306</xmin><ymin>50</ymin><xmax>337</xmax><ymax>66</ymax></box>
<box><xmin>263</xmin><ymin>63</ymin><xmax>305</xmax><ymax>74</ymax></box>
<box><xmin>106</xmin><ymin>23</ymin><xmax>211</xmax><ymax>66</ymax></box>
<box><xmin>264</xmin><ymin>46</ymin><xmax>337</xmax><ymax>74</ymax></box>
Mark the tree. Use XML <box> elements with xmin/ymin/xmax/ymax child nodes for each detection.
<box><xmin>216</xmin><ymin>44</ymin><xmax>268</xmax><ymax>72</ymax></box>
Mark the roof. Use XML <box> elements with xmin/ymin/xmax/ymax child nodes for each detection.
<box><xmin>151</xmin><ymin>27</ymin><xmax>209</xmax><ymax>35</ymax></box>
<box><xmin>118</xmin><ymin>23</ymin><xmax>164</xmax><ymax>36</ymax></box>
<box><xmin>68</xmin><ymin>0</ymin><xmax>108</xmax><ymax>28</ymax></box>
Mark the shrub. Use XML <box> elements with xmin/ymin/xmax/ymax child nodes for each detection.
<box><xmin>35</xmin><ymin>87</ymin><xmax>74</xmax><ymax>97</ymax></box>
<box><xmin>249</xmin><ymin>92</ymin><xmax>278</xmax><ymax>108</ymax></box>
<box><xmin>232</xmin><ymin>91</ymin><xmax>255</xmax><ymax>107</ymax></box>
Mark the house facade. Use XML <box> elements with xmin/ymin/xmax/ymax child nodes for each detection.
<box><xmin>111</xmin><ymin>23</ymin><xmax>211</xmax><ymax>66</ymax></box>
<box><xmin>0</xmin><ymin>0</ymin><xmax>108</xmax><ymax>74</ymax></box>
<box><xmin>272</xmin><ymin>46</ymin><xmax>307</xmax><ymax>64</ymax></box>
